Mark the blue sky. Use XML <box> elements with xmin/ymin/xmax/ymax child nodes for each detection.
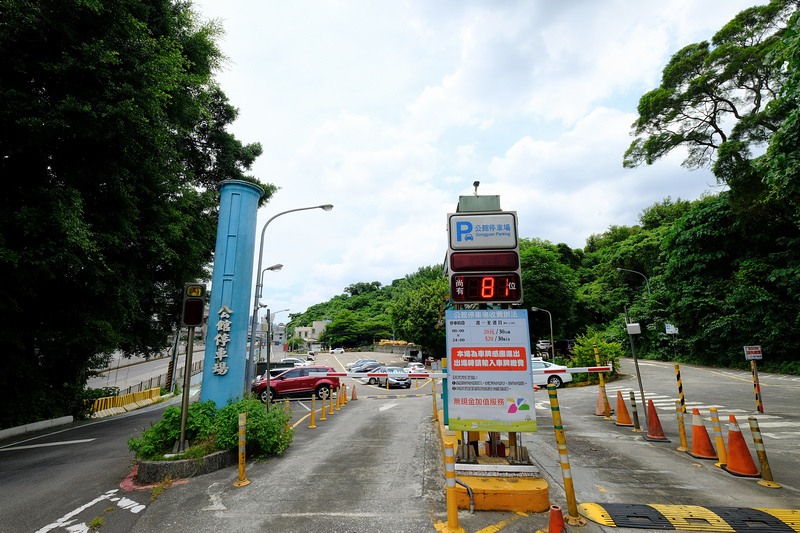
<box><xmin>193</xmin><ymin>0</ymin><xmax>761</xmax><ymax>320</ymax></box>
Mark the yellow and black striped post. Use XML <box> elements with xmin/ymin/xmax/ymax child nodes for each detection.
<box><xmin>547</xmin><ymin>383</ymin><xmax>586</xmax><ymax>526</ymax></box>
<box><xmin>709</xmin><ymin>408</ymin><xmax>727</xmax><ymax>467</ymax></box>
<box><xmin>233</xmin><ymin>412</ymin><xmax>250</xmax><ymax>487</ymax></box>
<box><xmin>751</xmin><ymin>361</ymin><xmax>764</xmax><ymax>413</ymax></box>
<box><xmin>309</xmin><ymin>394</ymin><xmax>317</xmax><ymax>429</ymax></box>
<box><xmin>748</xmin><ymin>417</ymin><xmax>781</xmax><ymax>488</ymax></box>
<box><xmin>675</xmin><ymin>401</ymin><xmax>689</xmax><ymax>451</ymax></box>
<box><xmin>674</xmin><ymin>364</ymin><xmax>686</xmax><ymax>412</ymax></box>
<box><xmin>443</xmin><ymin>441</ymin><xmax>464</xmax><ymax>533</ymax></box>
<box><xmin>629</xmin><ymin>391</ymin><xmax>643</xmax><ymax>432</ymax></box>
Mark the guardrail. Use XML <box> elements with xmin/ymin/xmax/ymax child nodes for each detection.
<box><xmin>90</xmin><ymin>387</ymin><xmax>162</xmax><ymax>418</ymax></box>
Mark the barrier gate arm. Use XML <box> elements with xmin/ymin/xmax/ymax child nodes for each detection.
<box><xmin>308</xmin><ymin>363</ymin><xmax>612</xmax><ymax>380</ymax></box>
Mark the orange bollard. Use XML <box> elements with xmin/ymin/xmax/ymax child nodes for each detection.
<box><xmin>320</xmin><ymin>395</ymin><xmax>327</xmax><ymax>421</ymax></box>
<box><xmin>309</xmin><ymin>395</ymin><xmax>317</xmax><ymax>429</ymax></box>
<box><xmin>710</xmin><ymin>408</ymin><xmax>727</xmax><ymax>467</ymax></box>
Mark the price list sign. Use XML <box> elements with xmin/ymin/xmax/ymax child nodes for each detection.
<box><xmin>446</xmin><ymin>309</ymin><xmax>536</xmax><ymax>432</ymax></box>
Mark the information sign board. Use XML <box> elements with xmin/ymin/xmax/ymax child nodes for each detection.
<box><xmin>744</xmin><ymin>345</ymin><xmax>762</xmax><ymax>360</ymax></box>
<box><xmin>448</xmin><ymin>212</ymin><xmax>518</xmax><ymax>250</ymax></box>
<box><xmin>446</xmin><ymin>309</ymin><xmax>536</xmax><ymax>432</ymax></box>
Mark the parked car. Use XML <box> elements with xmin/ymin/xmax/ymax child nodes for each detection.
<box><xmin>530</xmin><ymin>359</ymin><xmax>573</xmax><ymax>388</ymax></box>
<box><xmin>330</xmin><ymin>347</ymin><xmax>345</xmax><ymax>354</ymax></box>
<box><xmin>535</xmin><ymin>340</ymin><xmax>552</xmax><ymax>354</ymax></box>
<box><xmin>362</xmin><ymin>366</ymin><xmax>411</xmax><ymax>388</ymax></box>
<box><xmin>280</xmin><ymin>357</ymin><xmax>307</xmax><ymax>366</ymax></box>
<box><xmin>403</xmin><ymin>362</ymin><xmax>426</xmax><ymax>374</ymax></box>
<box><xmin>553</xmin><ymin>339</ymin><xmax>577</xmax><ymax>356</ymax></box>
<box><xmin>350</xmin><ymin>361</ymin><xmax>382</xmax><ymax>374</ymax></box>
<box><xmin>251</xmin><ymin>366</ymin><xmax>340</xmax><ymax>402</ymax></box>
<box><xmin>346</xmin><ymin>358</ymin><xmax>377</xmax><ymax>370</ymax></box>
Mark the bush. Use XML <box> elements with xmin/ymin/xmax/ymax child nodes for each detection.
<box><xmin>570</xmin><ymin>328</ymin><xmax>624</xmax><ymax>383</ymax></box>
<box><xmin>128</xmin><ymin>397</ymin><xmax>293</xmax><ymax>461</ymax></box>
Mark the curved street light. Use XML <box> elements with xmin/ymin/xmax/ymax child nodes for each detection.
<box><xmin>531</xmin><ymin>307</ymin><xmax>555</xmax><ymax>360</ymax></box>
<box><xmin>617</xmin><ymin>267</ymin><xmax>651</xmax><ymax>295</ymax></box>
<box><xmin>246</xmin><ymin>204</ymin><xmax>334</xmax><ymax>387</ymax></box>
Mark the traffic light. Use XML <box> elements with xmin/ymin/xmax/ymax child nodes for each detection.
<box><xmin>446</xmin><ymin>211</ymin><xmax>522</xmax><ymax>305</ymax></box>
<box><xmin>181</xmin><ymin>283</ymin><xmax>206</xmax><ymax>327</ymax></box>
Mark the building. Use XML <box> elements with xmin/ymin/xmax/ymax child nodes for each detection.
<box><xmin>293</xmin><ymin>320</ymin><xmax>331</xmax><ymax>348</ymax></box>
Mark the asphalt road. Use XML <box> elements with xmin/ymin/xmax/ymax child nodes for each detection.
<box><xmin>2</xmin><ymin>355</ymin><xmax>798</xmax><ymax>533</ymax></box>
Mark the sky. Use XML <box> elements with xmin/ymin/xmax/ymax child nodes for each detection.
<box><xmin>192</xmin><ymin>0</ymin><xmax>762</xmax><ymax>321</ymax></box>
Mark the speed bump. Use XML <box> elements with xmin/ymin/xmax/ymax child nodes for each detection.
<box><xmin>578</xmin><ymin>503</ymin><xmax>800</xmax><ymax>532</ymax></box>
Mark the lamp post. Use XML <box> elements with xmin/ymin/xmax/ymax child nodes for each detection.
<box><xmin>531</xmin><ymin>307</ymin><xmax>555</xmax><ymax>360</ymax></box>
<box><xmin>246</xmin><ymin>204</ymin><xmax>334</xmax><ymax>388</ymax></box>
<box><xmin>617</xmin><ymin>267</ymin><xmax>650</xmax><ymax>295</ymax></box>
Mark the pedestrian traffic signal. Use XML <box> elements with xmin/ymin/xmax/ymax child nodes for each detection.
<box><xmin>181</xmin><ymin>283</ymin><xmax>206</xmax><ymax>327</ymax></box>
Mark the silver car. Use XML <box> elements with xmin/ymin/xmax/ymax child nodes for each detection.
<box><xmin>364</xmin><ymin>366</ymin><xmax>411</xmax><ymax>388</ymax></box>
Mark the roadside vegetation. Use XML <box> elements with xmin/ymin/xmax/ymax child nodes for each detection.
<box><xmin>127</xmin><ymin>397</ymin><xmax>293</xmax><ymax>461</ymax></box>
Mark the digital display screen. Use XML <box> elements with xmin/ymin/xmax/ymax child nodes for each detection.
<box><xmin>450</xmin><ymin>273</ymin><xmax>522</xmax><ymax>303</ymax></box>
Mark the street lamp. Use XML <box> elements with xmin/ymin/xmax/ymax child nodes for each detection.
<box><xmin>531</xmin><ymin>307</ymin><xmax>555</xmax><ymax>360</ymax></box>
<box><xmin>246</xmin><ymin>204</ymin><xmax>333</xmax><ymax>387</ymax></box>
<box><xmin>617</xmin><ymin>267</ymin><xmax>651</xmax><ymax>295</ymax></box>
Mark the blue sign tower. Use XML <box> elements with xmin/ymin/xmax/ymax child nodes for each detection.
<box><xmin>200</xmin><ymin>180</ymin><xmax>264</xmax><ymax>406</ymax></box>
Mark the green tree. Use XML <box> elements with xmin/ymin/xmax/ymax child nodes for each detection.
<box><xmin>0</xmin><ymin>0</ymin><xmax>274</xmax><ymax>427</ymax></box>
<box><xmin>623</xmin><ymin>0</ymin><xmax>795</xmax><ymax>188</ymax></box>
<box><xmin>389</xmin><ymin>275</ymin><xmax>448</xmax><ymax>356</ymax></box>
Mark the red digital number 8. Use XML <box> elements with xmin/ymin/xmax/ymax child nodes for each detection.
<box><xmin>481</xmin><ymin>276</ymin><xmax>495</xmax><ymax>298</ymax></box>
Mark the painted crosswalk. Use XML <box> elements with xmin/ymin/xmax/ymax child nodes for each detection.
<box><xmin>604</xmin><ymin>385</ymin><xmax>800</xmax><ymax>440</ymax></box>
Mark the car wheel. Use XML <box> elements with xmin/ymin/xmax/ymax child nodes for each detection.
<box><xmin>316</xmin><ymin>384</ymin><xmax>331</xmax><ymax>400</ymax></box>
<box><xmin>259</xmin><ymin>388</ymin><xmax>274</xmax><ymax>403</ymax></box>
<box><xmin>404</xmin><ymin>383</ymin><xmax>411</xmax><ymax>389</ymax></box>
<box><xmin>368</xmin><ymin>377</ymin><xmax>377</xmax><ymax>385</ymax></box>
<box><xmin>547</xmin><ymin>375</ymin><xmax>563</xmax><ymax>388</ymax></box>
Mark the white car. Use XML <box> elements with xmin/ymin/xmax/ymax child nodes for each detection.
<box><xmin>280</xmin><ymin>357</ymin><xmax>307</xmax><ymax>367</ymax></box>
<box><xmin>530</xmin><ymin>359</ymin><xmax>572</xmax><ymax>388</ymax></box>
<box><xmin>330</xmin><ymin>347</ymin><xmax>345</xmax><ymax>354</ymax></box>
<box><xmin>403</xmin><ymin>363</ymin><xmax>426</xmax><ymax>374</ymax></box>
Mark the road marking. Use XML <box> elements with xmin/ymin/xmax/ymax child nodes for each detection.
<box><xmin>34</xmin><ymin>489</ymin><xmax>145</xmax><ymax>533</ymax></box>
<box><xmin>379</xmin><ymin>403</ymin><xmax>398</xmax><ymax>412</ymax></box>
<box><xmin>1</xmin><ymin>439</ymin><xmax>95</xmax><ymax>452</ymax></box>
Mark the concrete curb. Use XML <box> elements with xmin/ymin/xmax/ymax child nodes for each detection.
<box><xmin>134</xmin><ymin>450</ymin><xmax>237</xmax><ymax>485</ymax></box>
<box><xmin>0</xmin><ymin>416</ymin><xmax>74</xmax><ymax>440</ymax></box>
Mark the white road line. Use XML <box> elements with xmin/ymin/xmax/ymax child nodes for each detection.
<box><xmin>379</xmin><ymin>403</ymin><xmax>398</xmax><ymax>412</ymax></box>
<box><xmin>1</xmin><ymin>439</ymin><xmax>96</xmax><ymax>452</ymax></box>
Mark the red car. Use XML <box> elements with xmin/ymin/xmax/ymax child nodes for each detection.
<box><xmin>251</xmin><ymin>366</ymin><xmax>340</xmax><ymax>403</ymax></box>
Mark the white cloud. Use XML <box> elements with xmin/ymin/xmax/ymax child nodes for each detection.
<box><xmin>193</xmin><ymin>0</ymin><xmax>763</xmax><ymax>315</ymax></box>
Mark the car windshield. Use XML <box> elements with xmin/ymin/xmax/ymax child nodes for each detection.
<box><xmin>385</xmin><ymin>367</ymin><xmax>402</xmax><ymax>373</ymax></box>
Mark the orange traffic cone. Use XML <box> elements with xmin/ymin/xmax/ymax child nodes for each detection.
<box><xmin>722</xmin><ymin>415</ymin><xmax>760</xmax><ymax>478</ymax></box>
<box><xmin>594</xmin><ymin>388</ymin><xmax>613</xmax><ymax>416</ymax></box>
<box><xmin>351</xmin><ymin>385</ymin><xmax>358</xmax><ymax>401</ymax></box>
<box><xmin>615</xmin><ymin>391</ymin><xmax>633</xmax><ymax>427</ymax></box>
<box><xmin>548</xmin><ymin>504</ymin><xmax>566</xmax><ymax>533</ymax></box>
<box><xmin>643</xmin><ymin>399</ymin><xmax>671</xmax><ymax>442</ymax></box>
<box><xmin>686</xmin><ymin>408</ymin><xmax>717</xmax><ymax>460</ymax></box>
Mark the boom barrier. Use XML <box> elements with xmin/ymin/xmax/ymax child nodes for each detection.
<box><xmin>309</xmin><ymin>363</ymin><xmax>612</xmax><ymax>380</ymax></box>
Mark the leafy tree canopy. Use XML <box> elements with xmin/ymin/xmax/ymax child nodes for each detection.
<box><xmin>0</xmin><ymin>0</ymin><xmax>274</xmax><ymax>427</ymax></box>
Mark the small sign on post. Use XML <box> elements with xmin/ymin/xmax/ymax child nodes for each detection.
<box><xmin>744</xmin><ymin>345</ymin><xmax>764</xmax><ymax>413</ymax></box>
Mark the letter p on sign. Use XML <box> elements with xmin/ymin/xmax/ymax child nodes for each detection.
<box><xmin>456</xmin><ymin>221</ymin><xmax>472</xmax><ymax>242</ymax></box>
